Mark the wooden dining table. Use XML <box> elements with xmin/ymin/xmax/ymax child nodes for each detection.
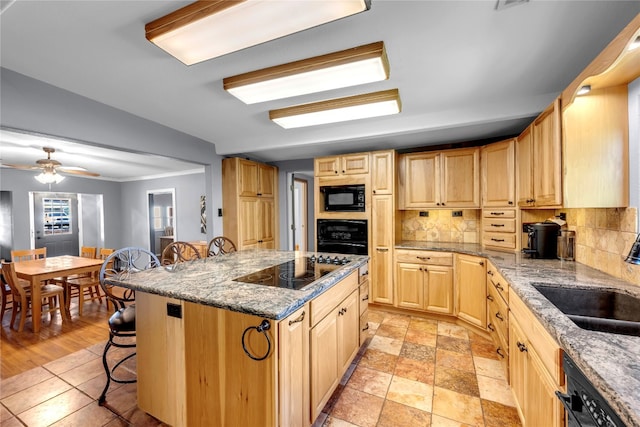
<box><xmin>13</xmin><ymin>255</ymin><xmax>105</xmax><ymax>332</ymax></box>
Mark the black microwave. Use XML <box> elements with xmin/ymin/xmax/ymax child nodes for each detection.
<box><xmin>320</xmin><ymin>185</ymin><xmax>365</xmax><ymax>212</ymax></box>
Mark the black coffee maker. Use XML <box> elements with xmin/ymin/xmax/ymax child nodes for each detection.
<box><xmin>523</xmin><ymin>222</ymin><xmax>561</xmax><ymax>259</ymax></box>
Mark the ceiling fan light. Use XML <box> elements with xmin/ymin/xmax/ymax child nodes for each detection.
<box><xmin>145</xmin><ymin>0</ymin><xmax>371</xmax><ymax>65</ymax></box>
<box><xmin>35</xmin><ymin>171</ymin><xmax>65</xmax><ymax>184</ymax></box>
<box><xmin>224</xmin><ymin>42</ymin><xmax>389</xmax><ymax>104</ymax></box>
<box><xmin>270</xmin><ymin>89</ymin><xmax>401</xmax><ymax>129</ymax></box>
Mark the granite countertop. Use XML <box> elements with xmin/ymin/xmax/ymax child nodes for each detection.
<box><xmin>397</xmin><ymin>241</ymin><xmax>640</xmax><ymax>427</ymax></box>
<box><xmin>104</xmin><ymin>249</ymin><xmax>368</xmax><ymax>321</ymax></box>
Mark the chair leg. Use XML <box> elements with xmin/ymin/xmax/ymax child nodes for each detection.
<box><xmin>0</xmin><ymin>291</ymin><xmax>8</xmax><ymax>320</ymax></box>
<box><xmin>98</xmin><ymin>339</ymin><xmax>113</xmax><ymax>405</ymax></box>
<box><xmin>10</xmin><ymin>303</ymin><xmax>18</xmax><ymax>330</ymax></box>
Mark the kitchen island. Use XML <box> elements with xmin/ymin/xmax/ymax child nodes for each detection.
<box><xmin>105</xmin><ymin>249</ymin><xmax>369</xmax><ymax>427</ymax></box>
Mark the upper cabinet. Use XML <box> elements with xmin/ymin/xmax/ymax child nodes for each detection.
<box><xmin>399</xmin><ymin>147</ymin><xmax>480</xmax><ymax>209</ymax></box>
<box><xmin>482</xmin><ymin>139</ymin><xmax>515</xmax><ymax>207</ymax></box>
<box><xmin>238</xmin><ymin>160</ymin><xmax>276</xmax><ymax>198</ymax></box>
<box><xmin>315</xmin><ymin>153</ymin><xmax>369</xmax><ymax>177</ymax></box>
<box><xmin>517</xmin><ymin>99</ymin><xmax>563</xmax><ymax>208</ymax></box>
<box><xmin>371</xmin><ymin>150</ymin><xmax>395</xmax><ymax>195</ymax></box>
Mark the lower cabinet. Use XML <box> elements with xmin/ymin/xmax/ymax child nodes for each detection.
<box><xmin>395</xmin><ymin>262</ymin><xmax>453</xmax><ymax>314</ymax></box>
<box><xmin>455</xmin><ymin>254</ymin><xmax>487</xmax><ymax>328</ymax></box>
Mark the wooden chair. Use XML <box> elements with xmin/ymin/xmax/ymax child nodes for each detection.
<box><xmin>65</xmin><ymin>247</ymin><xmax>108</xmax><ymax>316</ymax></box>
<box><xmin>1</xmin><ymin>269</ymin><xmax>14</xmax><ymax>320</ymax></box>
<box><xmin>1</xmin><ymin>261</ymin><xmax>68</xmax><ymax>332</ymax></box>
<box><xmin>161</xmin><ymin>241</ymin><xmax>201</xmax><ymax>265</ymax></box>
<box><xmin>98</xmin><ymin>247</ymin><xmax>160</xmax><ymax>405</ymax></box>
<box><xmin>11</xmin><ymin>247</ymin><xmax>46</xmax><ymax>262</ymax></box>
<box><xmin>206</xmin><ymin>236</ymin><xmax>237</xmax><ymax>257</ymax></box>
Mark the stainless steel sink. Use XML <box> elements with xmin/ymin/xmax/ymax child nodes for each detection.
<box><xmin>532</xmin><ymin>284</ymin><xmax>640</xmax><ymax>337</ymax></box>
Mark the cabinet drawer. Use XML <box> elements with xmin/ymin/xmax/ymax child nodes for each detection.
<box><xmin>487</xmin><ymin>265</ymin><xmax>509</xmax><ymax>304</ymax></box>
<box><xmin>360</xmin><ymin>310</ymin><xmax>369</xmax><ymax>345</ymax></box>
<box><xmin>395</xmin><ymin>249</ymin><xmax>453</xmax><ymax>266</ymax></box>
<box><xmin>487</xmin><ymin>286</ymin><xmax>509</xmax><ymax>345</ymax></box>
<box><xmin>310</xmin><ymin>271</ymin><xmax>358</xmax><ymax>327</ymax></box>
<box><xmin>359</xmin><ymin>281</ymin><xmax>369</xmax><ymax>315</ymax></box>
<box><xmin>483</xmin><ymin>209</ymin><xmax>516</xmax><ymax>218</ymax></box>
<box><xmin>487</xmin><ymin>325</ymin><xmax>509</xmax><ymax>362</ymax></box>
<box><xmin>482</xmin><ymin>232</ymin><xmax>516</xmax><ymax>249</ymax></box>
<box><xmin>483</xmin><ymin>218</ymin><xmax>516</xmax><ymax>233</ymax></box>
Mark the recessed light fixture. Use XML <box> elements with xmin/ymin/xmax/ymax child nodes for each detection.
<box><xmin>224</xmin><ymin>41</ymin><xmax>390</xmax><ymax>104</ymax></box>
<box><xmin>269</xmin><ymin>89</ymin><xmax>401</xmax><ymax>129</ymax></box>
<box><xmin>577</xmin><ymin>85</ymin><xmax>591</xmax><ymax>96</ymax></box>
<box><xmin>145</xmin><ymin>0</ymin><xmax>371</xmax><ymax>65</ymax></box>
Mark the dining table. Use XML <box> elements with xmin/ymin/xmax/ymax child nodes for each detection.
<box><xmin>13</xmin><ymin>255</ymin><xmax>105</xmax><ymax>332</ymax></box>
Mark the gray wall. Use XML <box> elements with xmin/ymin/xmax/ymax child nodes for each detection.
<box><xmin>629</xmin><ymin>77</ymin><xmax>640</xmax><ymax>229</ymax></box>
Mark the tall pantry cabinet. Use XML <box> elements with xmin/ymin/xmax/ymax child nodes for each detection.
<box><xmin>222</xmin><ymin>157</ymin><xmax>278</xmax><ymax>250</ymax></box>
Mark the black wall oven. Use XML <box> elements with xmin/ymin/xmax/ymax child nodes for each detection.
<box><xmin>317</xmin><ymin>219</ymin><xmax>368</xmax><ymax>255</ymax></box>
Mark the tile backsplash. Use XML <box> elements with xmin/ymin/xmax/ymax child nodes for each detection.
<box><xmin>559</xmin><ymin>207</ymin><xmax>639</xmax><ymax>286</ymax></box>
<box><xmin>400</xmin><ymin>210</ymin><xmax>480</xmax><ymax>243</ymax></box>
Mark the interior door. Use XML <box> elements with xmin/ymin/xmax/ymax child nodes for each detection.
<box><xmin>32</xmin><ymin>192</ymin><xmax>79</xmax><ymax>256</ymax></box>
<box><xmin>293</xmin><ymin>178</ymin><xmax>308</xmax><ymax>252</ymax></box>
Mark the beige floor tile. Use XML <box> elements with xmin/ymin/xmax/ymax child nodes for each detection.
<box><xmin>345</xmin><ymin>366</ymin><xmax>392</xmax><ymax>398</ymax></box>
<box><xmin>431</xmin><ymin>413</ymin><xmax>474</xmax><ymax>427</ymax></box>
<box><xmin>43</xmin><ymin>349</ymin><xmax>100</xmax><ymax>375</ymax></box>
<box><xmin>17</xmin><ymin>388</ymin><xmax>93</xmax><ymax>427</ymax></box>
<box><xmin>358</xmin><ymin>348</ymin><xmax>398</xmax><ymax>374</ymax></box>
<box><xmin>377</xmin><ymin>400</ymin><xmax>431</xmax><ymax>427</ymax></box>
<box><xmin>58</xmin><ymin>358</ymin><xmax>105</xmax><ymax>387</ymax></box>
<box><xmin>76</xmin><ymin>374</ymin><xmax>123</xmax><ymax>401</ymax></box>
<box><xmin>437</xmin><ymin>336</ymin><xmax>471</xmax><ymax>354</ymax></box>
<box><xmin>404</xmin><ymin>329</ymin><xmax>438</xmax><ymax>347</ymax></box>
<box><xmin>394</xmin><ymin>357</ymin><xmax>435</xmax><ymax>384</ymax></box>
<box><xmin>473</xmin><ymin>356</ymin><xmax>506</xmax><ymax>381</ymax></box>
<box><xmin>1</xmin><ymin>376</ymin><xmax>72</xmax><ymax>415</ymax></box>
<box><xmin>386</xmin><ymin>375</ymin><xmax>433</xmax><ymax>412</ymax></box>
<box><xmin>400</xmin><ymin>342</ymin><xmax>437</xmax><ymax>362</ymax></box>
<box><xmin>477</xmin><ymin>375</ymin><xmax>516</xmax><ymax>407</ymax></box>
<box><xmin>330</xmin><ymin>386</ymin><xmax>384</xmax><ymax>427</ymax></box>
<box><xmin>434</xmin><ymin>367</ymin><xmax>479</xmax><ymax>397</ymax></box>
<box><xmin>436</xmin><ymin>348</ymin><xmax>475</xmax><ymax>372</ymax></box>
<box><xmin>437</xmin><ymin>322</ymin><xmax>469</xmax><ymax>339</ymax></box>
<box><xmin>376</xmin><ymin>323</ymin><xmax>408</xmax><ymax>340</ymax></box>
<box><xmin>0</xmin><ymin>367</ymin><xmax>54</xmax><ymax>399</ymax></box>
<box><xmin>432</xmin><ymin>387</ymin><xmax>483</xmax><ymax>427</ymax></box>
<box><xmin>381</xmin><ymin>313</ymin><xmax>412</xmax><ymax>328</ymax></box>
<box><xmin>408</xmin><ymin>317</ymin><xmax>438</xmax><ymax>334</ymax></box>
<box><xmin>481</xmin><ymin>399</ymin><xmax>522</xmax><ymax>427</ymax></box>
<box><xmin>1</xmin><ymin>416</ymin><xmax>24</xmax><ymax>427</ymax></box>
<box><xmin>1</xmin><ymin>403</ymin><xmax>13</xmax><ymax>422</ymax></box>
<box><xmin>368</xmin><ymin>335</ymin><xmax>403</xmax><ymax>356</ymax></box>
<box><xmin>49</xmin><ymin>401</ymin><xmax>117</xmax><ymax>426</ymax></box>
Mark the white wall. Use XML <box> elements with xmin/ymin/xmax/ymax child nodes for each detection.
<box><xmin>629</xmin><ymin>77</ymin><xmax>640</xmax><ymax>229</ymax></box>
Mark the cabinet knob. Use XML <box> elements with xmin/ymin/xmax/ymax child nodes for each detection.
<box><xmin>508</xmin><ymin>201</ymin><xmax>514</xmax><ymax>205</ymax></box>
<box><xmin>436</xmin><ymin>203</ymin><xmax>441</xmax><ymax>206</ymax></box>
<box><xmin>441</xmin><ymin>203</ymin><xmax>445</xmax><ymax>206</ymax></box>
<box><xmin>373</xmin><ymin>190</ymin><xmax>376</xmax><ymax>194</ymax></box>
<box><xmin>479</xmin><ymin>261</ymin><xmax>484</xmax><ymax>266</ymax></box>
<box><xmin>342</xmin><ymin>170</ymin><xmax>345</xmax><ymax>173</ymax></box>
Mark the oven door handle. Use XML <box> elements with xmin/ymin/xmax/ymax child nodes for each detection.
<box><xmin>555</xmin><ymin>390</ymin><xmax>583</xmax><ymax>413</ymax></box>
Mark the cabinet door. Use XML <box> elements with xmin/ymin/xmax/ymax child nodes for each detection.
<box><xmin>402</xmin><ymin>152</ymin><xmax>439</xmax><ymax>208</ymax></box>
<box><xmin>258</xmin><ymin>164</ymin><xmax>275</xmax><ymax>198</ymax></box>
<box><xmin>314</xmin><ymin>156</ymin><xmax>339</xmax><ymax>176</ymax></box>
<box><xmin>395</xmin><ymin>263</ymin><xmax>424</xmax><ymax>309</ymax></box>
<box><xmin>371</xmin><ymin>151</ymin><xmax>394</xmax><ymax>195</ymax></box>
<box><xmin>533</xmin><ymin>100</ymin><xmax>562</xmax><ymax>207</ymax></box>
<box><xmin>341</xmin><ymin>153</ymin><xmax>369</xmax><ymax>175</ymax></box>
<box><xmin>257</xmin><ymin>198</ymin><xmax>275</xmax><ymax>248</ymax></box>
<box><xmin>372</xmin><ymin>195</ymin><xmax>394</xmax><ymax>305</ymax></box>
<box><xmin>509</xmin><ymin>317</ymin><xmax>527</xmax><ymax>424</ymax></box>
<box><xmin>310</xmin><ymin>311</ymin><xmax>339</xmax><ymax>419</ymax></box>
<box><xmin>337</xmin><ymin>291</ymin><xmax>359</xmax><ymax>373</ymax></box>
<box><xmin>482</xmin><ymin>139</ymin><xmax>515</xmax><ymax>207</ymax></box>
<box><xmin>455</xmin><ymin>254</ymin><xmax>487</xmax><ymax>328</ymax></box>
<box><xmin>425</xmin><ymin>265</ymin><xmax>453</xmax><ymax>314</ymax></box>
<box><xmin>526</xmin><ymin>344</ymin><xmax>564</xmax><ymax>427</ymax></box>
<box><xmin>239</xmin><ymin>198</ymin><xmax>259</xmax><ymax>249</ymax></box>
<box><xmin>278</xmin><ymin>306</ymin><xmax>309</xmax><ymax>427</ymax></box>
<box><xmin>516</xmin><ymin>126</ymin><xmax>534</xmax><ymax>207</ymax></box>
<box><xmin>441</xmin><ymin>148</ymin><xmax>480</xmax><ymax>208</ymax></box>
<box><xmin>239</xmin><ymin>159</ymin><xmax>259</xmax><ymax>197</ymax></box>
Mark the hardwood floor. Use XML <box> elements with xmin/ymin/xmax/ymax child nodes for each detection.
<box><xmin>1</xmin><ymin>297</ymin><xmax>111</xmax><ymax>379</ymax></box>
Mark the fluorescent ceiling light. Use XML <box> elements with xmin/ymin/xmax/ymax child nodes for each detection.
<box><xmin>145</xmin><ymin>0</ymin><xmax>371</xmax><ymax>65</ymax></box>
<box><xmin>270</xmin><ymin>89</ymin><xmax>401</xmax><ymax>129</ymax></box>
<box><xmin>224</xmin><ymin>41</ymin><xmax>389</xmax><ymax>104</ymax></box>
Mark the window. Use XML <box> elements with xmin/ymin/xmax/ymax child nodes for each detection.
<box><xmin>43</xmin><ymin>198</ymin><xmax>71</xmax><ymax>235</ymax></box>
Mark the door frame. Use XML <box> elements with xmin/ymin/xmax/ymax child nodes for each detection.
<box><xmin>146</xmin><ymin>188</ymin><xmax>176</xmax><ymax>254</ymax></box>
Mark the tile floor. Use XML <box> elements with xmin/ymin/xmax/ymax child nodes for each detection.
<box><xmin>1</xmin><ymin>308</ymin><xmax>522</xmax><ymax>426</ymax></box>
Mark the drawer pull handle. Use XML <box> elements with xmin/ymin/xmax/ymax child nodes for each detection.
<box><xmin>362</xmin><ymin>295</ymin><xmax>369</xmax><ymax>302</ymax></box>
<box><xmin>490</xmin><ymin>224</ymin><xmax>505</xmax><ymax>227</ymax></box>
<box><xmin>377</xmin><ymin>248</ymin><xmax>389</xmax><ymax>252</ymax></box>
<box><xmin>479</xmin><ymin>261</ymin><xmax>484</xmax><ymax>266</ymax></box>
<box><xmin>339</xmin><ymin>307</ymin><xmax>348</xmax><ymax>315</ymax></box>
<box><xmin>487</xmin><ymin>270</ymin><xmax>494</xmax><ymax>276</ymax></box>
<box><xmin>496</xmin><ymin>347</ymin><xmax>505</xmax><ymax>358</ymax></box>
<box><xmin>491</xmin><ymin>238</ymin><xmax>505</xmax><ymax>242</ymax></box>
<box><xmin>416</xmin><ymin>256</ymin><xmax>431</xmax><ymax>261</ymax></box>
<box><xmin>362</xmin><ymin>324</ymin><xmax>369</xmax><ymax>332</ymax></box>
<box><xmin>487</xmin><ymin>295</ymin><xmax>494</xmax><ymax>302</ymax></box>
<box><xmin>288</xmin><ymin>311</ymin><xmax>305</xmax><ymax>326</ymax></box>
<box><xmin>495</xmin><ymin>283</ymin><xmax>504</xmax><ymax>291</ymax></box>
<box><xmin>517</xmin><ymin>341</ymin><xmax>528</xmax><ymax>353</ymax></box>
<box><xmin>495</xmin><ymin>312</ymin><xmax>504</xmax><ymax>321</ymax></box>
<box><xmin>487</xmin><ymin>323</ymin><xmax>495</xmax><ymax>332</ymax></box>
<box><xmin>490</xmin><ymin>212</ymin><xmax>505</xmax><ymax>216</ymax></box>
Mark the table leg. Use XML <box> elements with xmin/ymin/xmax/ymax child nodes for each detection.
<box><xmin>31</xmin><ymin>278</ymin><xmax>41</xmax><ymax>333</ymax></box>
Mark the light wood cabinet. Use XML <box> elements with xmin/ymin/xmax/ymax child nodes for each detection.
<box><xmin>314</xmin><ymin>153</ymin><xmax>369</xmax><ymax>177</ymax></box>
<box><xmin>399</xmin><ymin>147</ymin><xmax>480</xmax><ymax>209</ymax></box>
<box><xmin>223</xmin><ymin>157</ymin><xmax>278</xmax><ymax>251</ymax></box>
<box><xmin>454</xmin><ymin>254</ymin><xmax>486</xmax><ymax>328</ymax></box>
<box><xmin>481</xmin><ymin>209</ymin><xmax>518</xmax><ymax>251</ymax></box>
<box><xmin>371</xmin><ymin>195</ymin><xmax>394</xmax><ymax>305</ymax></box>
<box><xmin>482</xmin><ymin>139</ymin><xmax>516</xmax><ymax>207</ymax></box>
<box><xmin>371</xmin><ymin>150</ymin><xmax>395</xmax><ymax>195</ymax></box>
<box><xmin>517</xmin><ymin>99</ymin><xmax>562</xmax><ymax>208</ymax></box>
<box><xmin>394</xmin><ymin>250</ymin><xmax>454</xmax><ymax>314</ymax></box>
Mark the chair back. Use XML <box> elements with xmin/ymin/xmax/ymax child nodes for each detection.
<box><xmin>207</xmin><ymin>236</ymin><xmax>237</xmax><ymax>257</ymax></box>
<box><xmin>164</xmin><ymin>226</ymin><xmax>174</xmax><ymax>236</ymax></box>
<box><xmin>80</xmin><ymin>246</ymin><xmax>97</xmax><ymax>258</ymax></box>
<box><xmin>99</xmin><ymin>248</ymin><xmax>115</xmax><ymax>260</ymax></box>
<box><xmin>161</xmin><ymin>241</ymin><xmax>201</xmax><ymax>265</ymax></box>
<box><xmin>11</xmin><ymin>247</ymin><xmax>46</xmax><ymax>262</ymax></box>
<box><xmin>1</xmin><ymin>262</ymin><xmax>28</xmax><ymax>300</ymax></box>
<box><xmin>99</xmin><ymin>247</ymin><xmax>160</xmax><ymax>311</ymax></box>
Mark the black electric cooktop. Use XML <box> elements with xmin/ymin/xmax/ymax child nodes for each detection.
<box><xmin>233</xmin><ymin>255</ymin><xmax>350</xmax><ymax>290</ymax></box>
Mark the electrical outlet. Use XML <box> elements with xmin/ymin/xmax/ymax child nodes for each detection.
<box><xmin>419</xmin><ymin>211</ymin><xmax>429</xmax><ymax>217</ymax></box>
<box><xmin>218</xmin><ymin>208</ymin><xmax>223</xmax><ymax>217</ymax></box>
<box><xmin>452</xmin><ymin>211</ymin><xmax>463</xmax><ymax>217</ymax></box>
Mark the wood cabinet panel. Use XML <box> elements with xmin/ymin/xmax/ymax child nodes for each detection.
<box><xmin>372</xmin><ymin>195</ymin><xmax>394</xmax><ymax>305</ymax></box>
<box><xmin>371</xmin><ymin>150</ymin><xmax>394</xmax><ymax>195</ymax></box>
<box><xmin>441</xmin><ymin>148</ymin><xmax>480</xmax><ymax>207</ymax></box>
<box><xmin>395</xmin><ymin>249</ymin><xmax>453</xmax><ymax>266</ymax></box>
<box><xmin>396</xmin><ymin>262</ymin><xmax>424</xmax><ymax>309</ymax></box>
<box><xmin>482</xmin><ymin>139</ymin><xmax>516</xmax><ymax>207</ymax></box>
<box><xmin>424</xmin><ymin>265</ymin><xmax>454</xmax><ymax>314</ymax></box>
<box><xmin>516</xmin><ymin>126</ymin><xmax>534</xmax><ymax>207</ymax></box>
<box><xmin>401</xmin><ymin>152</ymin><xmax>439</xmax><ymax>208</ymax></box>
<box><xmin>314</xmin><ymin>153</ymin><xmax>369</xmax><ymax>176</ymax></box>
<box><xmin>455</xmin><ymin>254</ymin><xmax>486</xmax><ymax>328</ymax></box>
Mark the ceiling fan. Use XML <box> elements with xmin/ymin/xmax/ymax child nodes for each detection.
<box><xmin>2</xmin><ymin>147</ymin><xmax>100</xmax><ymax>182</ymax></box>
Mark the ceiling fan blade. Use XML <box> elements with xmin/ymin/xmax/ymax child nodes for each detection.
<box><xmin>1</xmin><ymin>163</ymin><xmax>40</xmax><ymax>170</ymax></box>
<box><xmin>57</xmin><ymin>167</ymin><xmax>100</xmax><ymax>177</ymax></box>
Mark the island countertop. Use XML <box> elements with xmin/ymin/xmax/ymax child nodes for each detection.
<box><xmin>104</xmin><ymin>249</ymin><xmax>368</xmax><ymax>321</ymax></box>
<box><xmin>396</xmin><ymin>241</ymin><xmax>640</xmax><ymax>427</ymax></box>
